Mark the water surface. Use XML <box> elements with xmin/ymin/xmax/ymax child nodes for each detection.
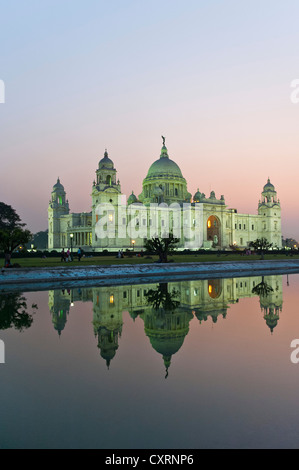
<box><xmin>1</xmin><ymin>273</ymin><xmax>299</xmax><ymax>449</ymax></box>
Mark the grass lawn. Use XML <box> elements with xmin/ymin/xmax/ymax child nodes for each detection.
<box><xmin>6</xmin><ymin>252</ymin><xmax>299</xmax><ymax>268</ymax></box>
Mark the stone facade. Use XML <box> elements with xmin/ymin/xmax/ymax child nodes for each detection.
<box><xmin>48</xmin><ymin>142</ymin><xmax>282</xmax><ymax>252</ymax></box>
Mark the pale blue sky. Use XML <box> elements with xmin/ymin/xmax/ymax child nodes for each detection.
<box><xmin>1</xmin><ymin>0</ymin><xmax>299</xmax><ymax>236</ymax></box>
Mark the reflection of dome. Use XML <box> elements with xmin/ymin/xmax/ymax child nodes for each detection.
<box><xmin>146</xmin><ymin>146</ymin><xmax>183</xmax><ymax>179</ymax></box>
<box><xmin>149</xmin><ymin>335</ymin><xmax>185</xmax><ymax>357</ymax></box>
<box><xmin>264</xmin><ymin>314</ymin><xmax>279</xmax><ymax>334</ymax></box>
<box><xmin>99</xmin><ymin>150</ymin><xmax>114</xmax><ymax>169</ymax></box>
<box><xmin>148</xmin><ymin>333</ymin><xmax>187</xmax><ymax>379</ymax></box>
<box><xmin>97</xmin><ymin>326</ymin><xmax>120</xmax><ymax>369</ymax></box>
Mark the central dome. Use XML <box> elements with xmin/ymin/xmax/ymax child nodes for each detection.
<box><xmin>146</xmin><ymin>146</ymin><xmax>183</xmax><ymax>179</ymax></box>
<box><xmin>139</xmin><ymin>141</ymin><xmax>191</xmax><ymax>204</ymax></box>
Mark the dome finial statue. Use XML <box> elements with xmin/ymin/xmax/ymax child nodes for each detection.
<box><xmin>162</xmin><ymin>135</ymin><xmax>166</xmax><ymax>147</ymax></box>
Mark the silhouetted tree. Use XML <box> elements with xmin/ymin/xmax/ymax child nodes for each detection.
<box><xmin>0</xmin><ymin>202</ymin><xmax>32</xmax><ymax>266</ymax></box>
<box><xmin>145</xmin><ymin>283</ymin><xmax>180</xmax><ymax>312</ymax></box>
<box><xmin>252</xmin><ymin>276</ymin><xmax>274</xmax><ymax>298</ymax></box>
<box><xmin>0</xmin><ymin>292</ymin><xmax>37</xmax><ymax>331</ymax></box>
<box><xmin>144</xmin><ymin>233</ymin><xmax>179</xmax><ymax>263</ymax></box>
<box><xmin>249</xmin><ymin>237</ymin><xmax>273</xmax><ymax>260</ymax></box>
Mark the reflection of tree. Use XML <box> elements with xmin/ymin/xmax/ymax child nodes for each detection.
<box><xmin>252</xmin><ymin>276</ymin><xmax>274</xmax><ymax>298</ymax></box>
<box><xmin>0</xmin><ymin>293</ymin><xmax>37</xmax><ymax>331</ymax></box>
<box><xmin>145</xmin><ymin>283</ymin><xmax>180</xmax><ymax>312</ymax></box>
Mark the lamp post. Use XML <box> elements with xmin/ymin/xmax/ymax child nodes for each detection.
<box><xmin>70</xmin><ymin>233</ymin><xmax>74</xmax><ymax>260</ymax></box>
<box><xmin>132</xmin><ymin>240</ymin><xmax>135</xmax><ymax>251</ymax></box>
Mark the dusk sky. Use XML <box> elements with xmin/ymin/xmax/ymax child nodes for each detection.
<box><xmin>1</xmin><ymin>0</ymin><xmax>299</xmax><ymax>238</ymax></box>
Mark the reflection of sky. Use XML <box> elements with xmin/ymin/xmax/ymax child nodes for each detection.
<box><xmin>1</xmin><ymin>1</ymin><xmax>299</xmax><ymax>238</ymax></box>
<box><xmin>1</xmin><ymin>274</ymin><xmax>299</xmax><ymax>448</ymax></box>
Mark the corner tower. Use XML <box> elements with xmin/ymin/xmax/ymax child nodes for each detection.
<box><xmin>91</xmin><ymin>150</ymin><xmax>123</xmax><ymax>250</ymax></box>
<box><xmin>48</xmin><ymin>178</ymin><xmax>70</xmax><ymax>250</ymax></box>
<box><xmin>258</xmin><ymin>178</ymin><xmax>282</xmax><ymax>248</ymax></box>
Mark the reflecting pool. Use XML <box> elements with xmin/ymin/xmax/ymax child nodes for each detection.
<box><xmin>1</xmin><ymin>273</ymin><xmax>299</xmax><ymax>449</ymax></box>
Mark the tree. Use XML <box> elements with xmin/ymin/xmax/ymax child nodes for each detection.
<box><xmin>252</xmin><ymin>276</ymin><xmax>274</xmax><ymax>298</ymax></box>
<box><xmin>249</xmin><ymin>237</ymin><xmax>273</xmax><ymax>259</ymax></box>
<box><xmin>0</xmin><ymin>292</ymin><xmax>37</xmax><ymax>332</ymax></box>
<box><xmin>0</xmin><ymin>202</ymin><xmax>32</xmax><ymax>266</ymax></box>
<box><xmin>144</xmin><ymin>232</ymin><xmax>179</xmax><ymax>263</ymax></box>
<box><xmin>145</xmin><ymin>283</ymin><xmax>180</xmax><ymax>312</ymax></box>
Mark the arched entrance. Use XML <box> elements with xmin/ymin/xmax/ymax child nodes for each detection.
<box><xmin>208</xmin><ymin>279</ymin><xmax>222</xmax><ymax>299</ymax></box>
<box><xmin>207</xmin><ymin>215</ymin><xmax>221</xmax><ymax>247</ymax></box>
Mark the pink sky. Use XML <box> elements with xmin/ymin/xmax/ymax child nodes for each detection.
<box><xmin>1</xmin><ymin>1</ymin><xmax>299</xmax><ymax>239</ymax></box>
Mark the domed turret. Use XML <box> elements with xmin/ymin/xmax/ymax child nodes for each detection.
<box><xmin>53</xmin><ymin>177</ymin><xmax>64</xmax><ymax>191</ymax></box>
<box><xmin>98</xmin><ymin>150</ymin><xmax>114</xmax><ymax>170</ymax></box>
<box><xmin>194</xmin><ymin>189</ymin><xmax>201</xmax><ymax>203</ymax></box>
<box><xmin>259</xmin><ymin>178</ymin><xmax>280</xmax><ymax>207</ymax></box>
<box><xmin>127</xmin><ymin>191</ymin><xmax>138</xmax><ymax>205</ymax></box>
<box><xmin>263</xmin><ymin>178</ymin><xmax>275</xmax><ymax>193</ymax></box>
<box><xmin>93</xmin><ymin>149</ymin><xmax>121</xmax><ymax>191</ymax></box>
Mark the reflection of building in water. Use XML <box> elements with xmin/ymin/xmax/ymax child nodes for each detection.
<box><xmin>48</xmin><ymin>290</ymin><xmax>70</xmax><ymax>336</ymax></box>
<box><xmin>48</xmin><ymin>275</ymin><xmax>283</xmax><ymax>370</ymax></box>
<box><xmin>92</xmin><ymin>287</ymin><xmax>123</xmax><ymax>369</ymax></box>
<box><xmin>140</xmin><ymin>284</ymin><xmax>193</xmax><ymax>378</ymax></box>
<box><xmin>48</xmin><ymin>288</ymin><xmax>92</xmax><ymax>336</ymax></box>
<box><xmin>258</xmin><ymin>276</ymin><xmax>283</xmax><ymax>334</ymax></box>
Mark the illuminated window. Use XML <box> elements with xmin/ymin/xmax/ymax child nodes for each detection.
<box><xmin>109</xmin><ymin>213</ymin><xmax>114</xmax><ymax>223</ymax></box>
<box><xmin>208</xmin><ymin>220</ymin><xmax>211</xmax><ymax>228</ymax></box>
<box><xmin>208</xmin><ymin>285</ymin><xmax>212</xmax><ymax>294</ymax></box>
<box><xmin>110</xmin><ymin>295</ymin><xmax>114</xmax><ymax>304</ymax></box>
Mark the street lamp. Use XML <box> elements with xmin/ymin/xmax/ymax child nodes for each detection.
<box><xmin>70</xmin><ymin>233</ymin><xmax>74</xmax><ymax>259</ymax></box>
<box><xmin>132</xmin><ymin>240</ymin><xmax>135</xmax><ymax>251</ymax></box>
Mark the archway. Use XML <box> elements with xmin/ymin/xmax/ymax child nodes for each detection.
<box><xmin>208</xmin><ymin>279</ymin><xmax>222</xmax><ymax>299</ymax></box>
<box><xmin>207</xmin><ymin>215</ymin><xmax>221</xmax><ymax>247</ymax></box>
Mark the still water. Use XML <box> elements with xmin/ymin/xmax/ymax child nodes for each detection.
<box><xmin>1</xmin><ymin>273</ymin><xmax>299</xmax><ymax>449</ymax></box>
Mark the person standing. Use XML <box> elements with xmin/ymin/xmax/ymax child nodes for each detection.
<box><xmin>66</xmin><ymin>249</ymin><xmax>71</xmax><ymax>262</ymax></box>
<box><xmin>60</xmin><ymin>249</ymin><xmax>66</xmax><ymax>262</ymax></box>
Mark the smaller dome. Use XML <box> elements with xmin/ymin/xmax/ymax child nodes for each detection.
<box><xmin>53</xmin><ymin>178</ymin><xmax>64</xmax><ymax>191</ymax></box>
<box><xmin>194</xmin><ymin>189</ymin><xmax>201</xmax><ymax>202</ymax></box>
<box><xmin>128</xmin><ymin>191</ymin><xmax>138</xmax><ymax>205</ymax></box>
<box><xmin>263</xmin><ymin>178</ymin><xmax>275</xmax><ymax>192</ymax></box>
<box><xmin>99</xmin><ymin>150</ymin><xmax>114</xmax><ymax>169</ymax></box>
